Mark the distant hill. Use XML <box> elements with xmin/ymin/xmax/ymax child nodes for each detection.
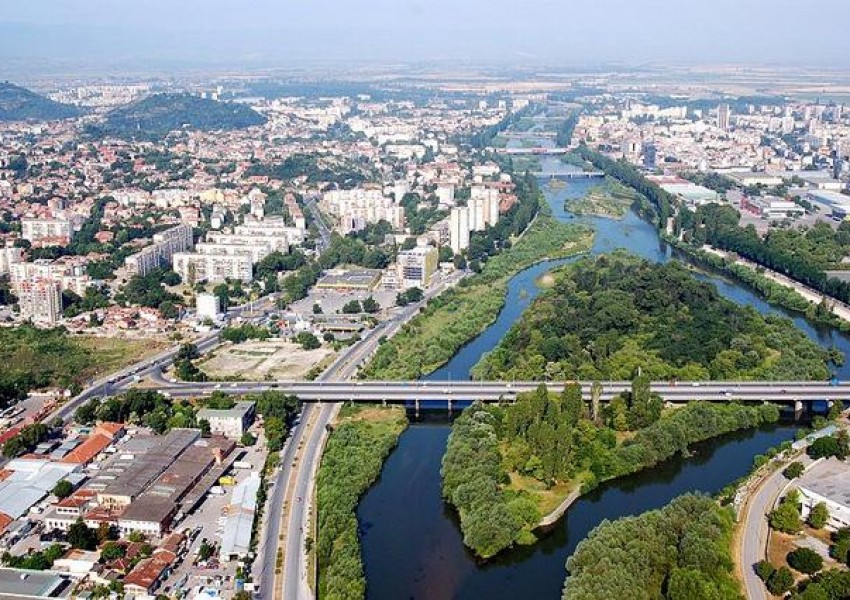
<box><xmin>0</xmin><ymin>81</ymin><xmax>82</xmax><ymax>122</ymax></box>
<box><xmin>89</xmin><ymin>93</ymin><xmax>267</xmax><ymax>139</ymax></box>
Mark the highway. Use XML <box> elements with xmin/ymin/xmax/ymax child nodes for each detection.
<box><xmin>263</xmin><ymin>270</ymin><xmax>465</xmax><ymax>599</ymax></box>
<box><xmin>147</xmin><ymin>380</ymin><xmax>850</xmax><ymax>404</ymax></box>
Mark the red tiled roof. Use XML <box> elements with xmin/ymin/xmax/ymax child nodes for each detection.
<box><xmin>60</xmin><ymin>433</ymin><xmax>112</xmax><ymax>465</ymax></box>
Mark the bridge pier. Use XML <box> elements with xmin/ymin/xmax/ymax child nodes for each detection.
<box><xmin>382</xmin><ymin>398</ymin><xmax>387</xmax><ymax>407</ymax></box>
<box><xmin>794</xmin><ymin>400</ymin><xmax>804</xmax><ymax>420</ymax></box>
<box><xmin>415</xmin><ymin>399</ymin><xmax>420</xmax><ymax>419</ymax></box>
<box><xmin>447</xmin><ymin>398</ymin><xmax>453</xmax><ymax>416</ymax></box>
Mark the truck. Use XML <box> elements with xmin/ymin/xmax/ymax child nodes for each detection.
<box><xmin>232</xmin><ymin>461</ymin><xmax>252</xmax><ymax>470</ymax></box>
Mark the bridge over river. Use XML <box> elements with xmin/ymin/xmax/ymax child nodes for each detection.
<box><xmin>154</xmin><ymin>379</ymin><xmax>849</xmax><ymax>406</ymax></box>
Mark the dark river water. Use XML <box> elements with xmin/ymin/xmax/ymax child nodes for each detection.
<box><xmin>356</xmin><ymin>150</ymin><xmax>850</xmax><ymax>599</ymax></box>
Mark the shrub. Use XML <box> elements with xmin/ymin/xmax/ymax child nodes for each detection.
<box><xmin>766</xmin><ymin>567</ymin><xmax>794</xmax><ymax>595</ymax></box>
<box><xmin>809</xmin><ymin>502</ymin><xmax>830</xmax><ymax>529</ymax></box>
<box><xmin>754</xmin><ymin>560</ymin><xmax>775</xmax><ymax>582</ymax></box>
<box><xmin>787</xmin><ymin>547</ymin><xmax>824</xmax><ymax>575</ymax></box>
<box><xmin>784</xmin><ymin>461</ymin><xmax>805</xmax><ymax>479</ymax></box>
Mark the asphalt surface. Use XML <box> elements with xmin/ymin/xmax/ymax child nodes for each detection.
<box><xmin>272</xmin><ymin>272</ymin><xmax>465</xmax><ymax>599</ymax></box>
<box><xmin>739</xmin><ymin>452</ymin><xmax>816</xmax><ymax>600</ymax></box>
<box><xmin>144</xmin><ymin>380</ymin><xmax>850</xmax><ymax>403</ymax></box>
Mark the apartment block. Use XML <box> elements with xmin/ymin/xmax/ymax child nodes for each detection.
<box><xmin>173</xmin><ymin>251</ymin><xmax>253</xmax><ymax>284</ymax></box>
<box><xmin>322</xmin><ymin>188</ymin><xmax>405</xmax><ymax>233</ymax></box>
<box><xmin>449</xmin><ymin>206</ymin><xmax>470</xmax><ymax>254</ymax></box>
<box><xmin>0</xmin><ymin>245</ymin><xmax>23</xmax><ymax>276</ymax></box>
<box><xmin>21</xmin><ymin>217</ymin><xmax>74</xmax><ymax>247</ymax></box>
<box><xmin>124</xmin><ymin>224</ymin><xmax>194</xmax><ymax>277</ymax></box>
<box><xmin>16</xmin><ymin>278</ymin><xmax>63</xmax><ymax>325</ymax></box>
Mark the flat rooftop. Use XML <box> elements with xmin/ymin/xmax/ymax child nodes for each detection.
<box><xmin>0</xmin><ymin>568</ymin><xmax>71</xmax><ymax>598</ymax></box>
<box><xmin>316</xmin><ymin>269</ymin><xmax>381</xmax><ymax>289</ymax></box>
<box><xmin>798</xmin><ymin>458</ymin><xmax>850</xmax><ymax>508</ymax></box>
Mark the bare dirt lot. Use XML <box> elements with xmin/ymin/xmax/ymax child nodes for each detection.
<box><xmin>199</xmin><ymin>339</ymin><xmax>335</xmax><ymax>380</ymax></box>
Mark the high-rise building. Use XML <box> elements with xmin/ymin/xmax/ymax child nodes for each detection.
<box><xmin>0</xmin><ymin>245</ymin><xmax>23</xmax><ymax>276</ymax></box>
<box><xmin>16</xmin><ymin>278</ymin><xmax>63</xmax><ymax>325</ymax></box>
<box><xmin>449</xmin><ymin>207</ymin><xmax>470</xmax><ymax>254</ymax></box>
<box><xmin>717</xmin><ymin>103</ymin><xmax>731</xmax><ymax>131</ymax></box>
<box><xmin>833</xmin><ymin>146</ymin><xmax>843</xmax><ymax>181</ymax></box>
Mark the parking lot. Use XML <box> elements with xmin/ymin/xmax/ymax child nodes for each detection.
<box><xmin>160</xmin><ymin>439</ymin><xmax>267</xmax><ymax>598</ymax></box>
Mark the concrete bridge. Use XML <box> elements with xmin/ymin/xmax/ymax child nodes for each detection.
<box><xmin>534</xmin><ymin>171</ymin><xmax>604</xmax><ymax>179</ymax></box>
<box><xmin>499</xmin><ymin>131</ymin><xmax>557</xmax><ymax>138</ymax></box>
<box><xmin>152</xmin><ymin>380</ymin><xmax>850</xmax><ymax>406</ymax></box>
<box><xmin>496</xmin><ymin>147</ymin><xmax>570</xmax><ymax>155</ymax></box>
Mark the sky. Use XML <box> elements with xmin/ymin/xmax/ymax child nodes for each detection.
<box><xmin>2</xmin><ymin>0</ymin><xmax>850</xmax><ymax>72</ymax></box>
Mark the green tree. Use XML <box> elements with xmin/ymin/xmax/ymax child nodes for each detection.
<box><xmin>295</xmin><ymin>332</ymin><xmax>320</xmax><ymax>350</ymax></box>
<box><xmin>766</xmin><ymin>567</ymin><xmax>794</xmax><ymax>595</ymax></box>
<box><xmin>787</xmin><ymin>547</ymin><xmax>823</xmax><ymax>574</ymax></box>
<box><xmin>68</xmin><ymin>519</ymin><xmax>98</xmax><ymax>550</ymax></box>
<box><xmin>784</xmin><ymin>461</ymin><xmax>805</xmax><ymax>479</ymax></box>
<box><xmin>810</xmin><ymin>502</ymin><xmax>830</xmax><ymax>529</ymax></box>
<box><xmin>341</xmin><ymin>299</ymin><xmax>361</xmax><ymax>314</ymax></box>
<box><xmin>361</xmin><ymin>296</ymin><xmax>380</xmax><ymax>314</ymax></box>
<box><xmin>99</xmin><ymin>541</ymin><xmax>126</xmax><ymax>561</ymax></box>
<box><xmin>754</xmin><ymin>560</ymin><xmax>775</xmax><ymax>582</ymax></box>
<box><xmin>769</xmin><ymin>491</ymin><xmax>803</xmax><ymax>533</ymax></box>
<box><xmin>52</xmin><ymin>480</ymin><xmax>73</xmax><ymax>499</ymax></box>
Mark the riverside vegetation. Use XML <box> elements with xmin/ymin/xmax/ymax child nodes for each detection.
<box><xmin>565</xmin><ymin>176</ymin><xmax>639</xmax><ymax>219</ymax></box>
<box><xmin>440</xmin><ymin>253</ymin><xmax>834</xmax><ymax>559</ymax></box>
<box><xmin>665</xmin><ymin>235</ymin><xmax>850</xmax><ymax>334</ymax></box>
<box><xmin>316</xmin><ymin>405</ymin><xmax>408</xmax><ymax>600</ymax></box>
<box><xmin>441</xmin><ymin>386</ymin><xmax>779</xmax><ymax>558</ymax></box>
<box><xmin>562</xmin><ymin>494</ymin><xmax>742</xmax><ymax>600</ymax></box>
<box><xmin>361</xmin><ymin>173</ymin><xmax>593</xmax><ymax>380</ymax></box>
<box><xmin>474</xmin><ymin>254</ymin><xmax>835</xmax><ymax>382</ymax></box>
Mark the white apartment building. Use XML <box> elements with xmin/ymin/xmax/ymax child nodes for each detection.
<box><xmin>435</xmin><ymin>184</ymin><xmax>455</xmax><ymax>207</ymax></box>
<box><xmin>195</xmin><ymin>293</ymin><xmax>221</xmax><ymax>320</ymax></box>
<box><xmin>17</xmin><ymin>278</ymin><xmax>63</xmax><ymax>325</ymax></box>
<box><xmin>21</xmin><ymin>217</ymin><xmax>74</xmax><ymax>247</ymax></box>
<box><xmin>124</xmin><ymin>224</ymin><xmax>194</xmax><ymax>277</ymax></box>
<box><xmin>173</xmin><ymin>251</ymin><xmax>253</xmax><ymax>284</ymax></box>
<box><xmin>0</xmin><ymin>245</ymin><xmax>23</xmax><ymax>276</ymax></box>
<box><xmin>322</xmin><ymin>188</ymin><xmax>405</xmax><ymax>233</ymax></box>
<box><xmin>231</xmin><ymin>217</ymin><xmax>302</xmax><ymax>247</ymax></box>
<box><xmin>469</xmin><ymin>186</ymin><xmax>501</xmax><ymax>231</ymax></box>
<box><xmin>11</xmin><ymin>260</ymin><xmax>91</xmax><ymax>296</ymax></box>
<box><xmin>396</xmin><ymin>245</ymin><xmax>439</xmax><ymax>290</ymax></box>
<box><xmin>192</xmin><ymin>240</ymin><xmax>273</xmax><ymax>264</ymax></box>
<box><xmin>449</xmin><ymin>207</ymin><xmax>470</xmax><ymax>254</ymax></box>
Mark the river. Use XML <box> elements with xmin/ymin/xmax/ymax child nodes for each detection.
<box><xmin>356</xmin><ymin>147</ymin><xmax>850</xmax><ymax>599</ymax></box>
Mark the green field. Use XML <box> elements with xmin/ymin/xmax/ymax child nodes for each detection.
<box><xmin>0</xmin><ymin>325</ymin><xmax>166</xmax><ymax>403</ymax></box>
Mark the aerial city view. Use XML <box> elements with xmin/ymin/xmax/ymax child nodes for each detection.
<box><xmin>3</xmin><ymin>1</ymin><xmax>850</xmax><ymax>599</ymax></box>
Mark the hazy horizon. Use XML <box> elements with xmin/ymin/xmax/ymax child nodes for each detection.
<box><xmin>3</xmin><ymin>0</ymin><xmax>850</xmax><ymax>75</ymax></box>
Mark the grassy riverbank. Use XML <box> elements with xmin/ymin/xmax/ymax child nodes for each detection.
<box><xmin>359</xmin><ymin>206</ymin><xmax>593</xmax><ymax>380</ymax></box>
<box><xmin>316</xmin><ymin>405</ymin><xmax>408</xmax><ymax>600</ymax></box>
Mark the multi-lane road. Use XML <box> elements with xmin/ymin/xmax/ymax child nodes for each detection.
<box><xmin>259</xmin><ymin>270</ymin><xmax>465</xmax><ymax>599</ymax></box>
<box><xmin>147</xmin><ymin>379</ymin><xmax>850</xmax><ymax>404</ymax></box>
